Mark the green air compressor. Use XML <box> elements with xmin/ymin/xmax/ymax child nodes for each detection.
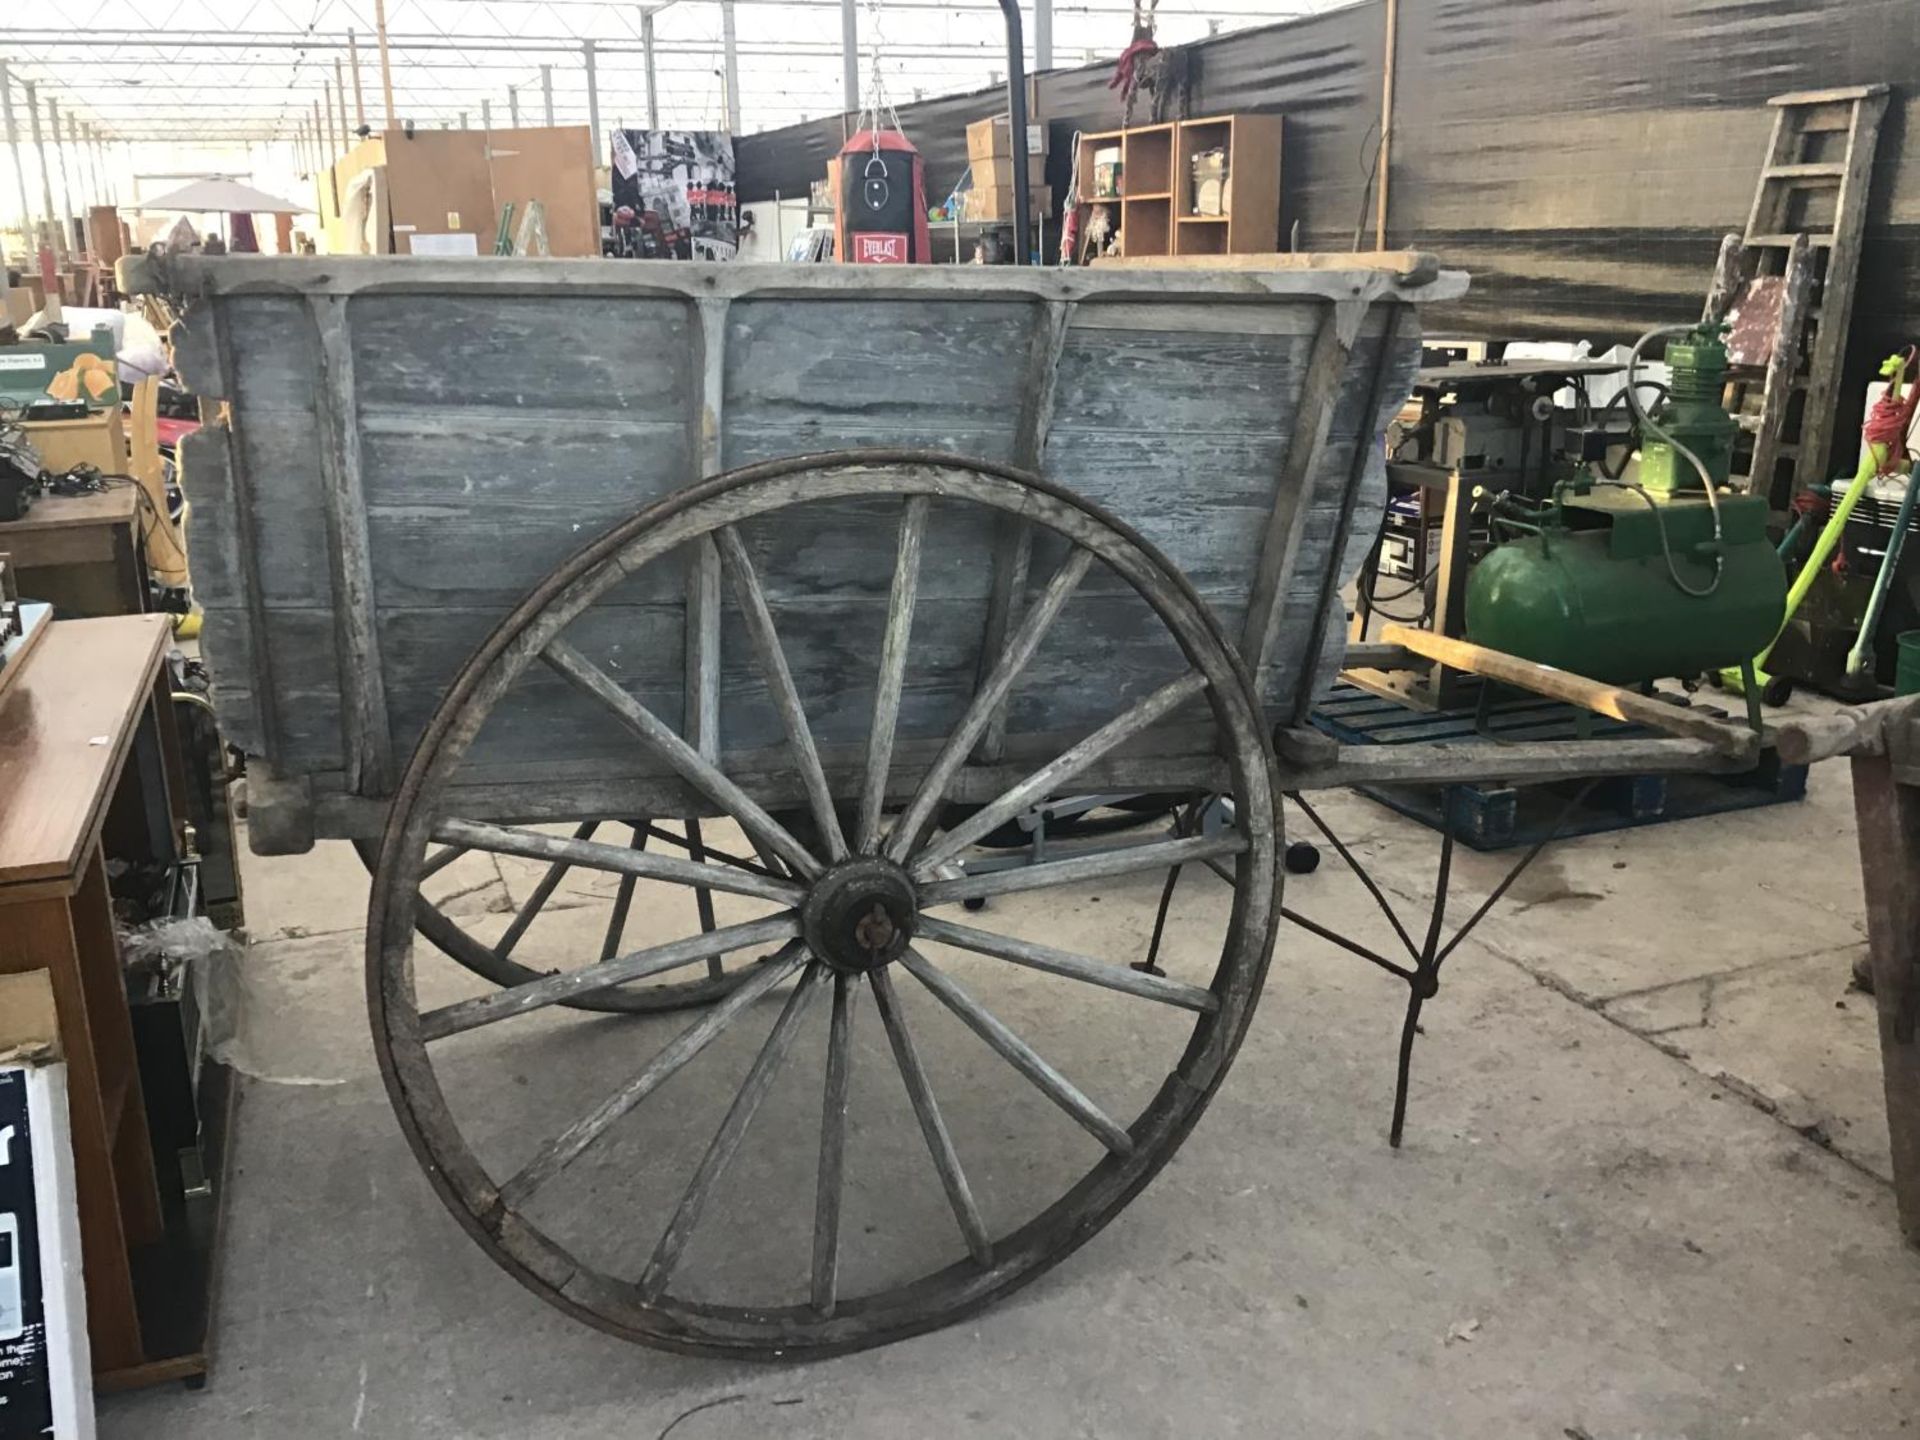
<box><xmin>1465</xmin><ymin>325</ymin><xmax>1787</xmax><ymax>686</ymax></box>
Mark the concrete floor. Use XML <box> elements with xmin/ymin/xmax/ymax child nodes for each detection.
<box><xmin>97</xmin><ymin>771</ymin><xmax>1919</xmax><ymax>1439</ymax></box>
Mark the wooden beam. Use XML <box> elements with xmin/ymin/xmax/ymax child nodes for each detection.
<box><xmin>348</xmin><ymin>30</ymin><xmax>367</xmax><ymax>129</ymax></box>
<box><xmin>372</xmin><ymin>0</ymin><xmax>397</xmax><ymax>126</ymax></box>
<box><xmin>1773</xmin><ymin>694</ymin><xmax>1920</xmax><ymax>766</ymax></box>
<box><xmin>1239</xmin><ymin>298</ymin><xmax>1367</xmax><ymax>675</ymax></box>
<box><xmin>1379</xmin><ymin>624</ymin><xmax>1761</xmax><ymax>760</ymax></box>
<box><xmin>1374</xmin><ymin>0</ymin><xmax>1399</xmax><ymax>251</ymax></box>
<box><xmin>1091</xmin><ymin>250</ymin><xmax>1442</xmax><ymax>285</ymax></box>
<box><xmin>307</xmin><ymin>295</ymin><xmax>395</xmax><ymax>795</ymax></box>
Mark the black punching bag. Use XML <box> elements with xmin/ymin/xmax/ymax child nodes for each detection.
<box><xmin>835</xmin><ymin>129</ymin><xmax>931</xmax><ymax>264</ymax></box>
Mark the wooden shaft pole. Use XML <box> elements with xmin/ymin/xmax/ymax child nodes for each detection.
<box><xmin>1379</xmin><ymin>624</ymin><xmax>1761</xmax><ymax>759</ymax></box>
<box><xmin>1374</xmin><ymin>0</ymin><xmax>1398</xmax><ymax>251</ymax></box>
<box><xmin>0</xmin><ymin>62</ymin><xmax>40</xmax><ymax>252</ymax></box>
<box><xmin>348</xmin><ymin>30</ymin><xmax>367</xmax><ymax>128</ymax></box>
<box><xmin>583</xmin><ymin>39</ymin><xmax>601</xmax><ymax>143</ymax></box>
<box><xmin>335</xmin><ymin>58</ymin><xmax>351</xmax><ymax>144</ymax></box>
<box><xmin>24</xmin><ymin>83</ymin><xmax>66</xmax><ymax>263</ymax></box>
<box><xmin>372</xmin><ymin>0</ymin><xmax>397</xmax><ymax>126</ymax></box>
<box><xmin>46</xmin><ymin>98</ymin><xmax>75</xmax><ymax>251</ymax></box>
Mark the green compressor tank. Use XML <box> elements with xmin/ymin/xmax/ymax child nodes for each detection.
<box><xmin>1465</xmin><ymin>327</ymin><xmax>1787</xmax><ymax>686</ymax></box>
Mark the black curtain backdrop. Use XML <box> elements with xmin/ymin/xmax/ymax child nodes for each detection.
<box><xmin>735</xmin><ymin>0</ymin><xmax>1917</xmax><ymax>425</ymax></box>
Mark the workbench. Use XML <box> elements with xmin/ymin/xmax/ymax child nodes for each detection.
<box><xmin>0</xmin><ymin>614</ymin><xmax>213</xmax><ymax>1390</ymax></box>
<box><xmin>0</xmin><ymin>487</ymin><xmax>147</xmax><ymax>618</ymax></box>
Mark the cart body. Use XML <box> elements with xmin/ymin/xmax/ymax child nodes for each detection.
<box><xmin>127</xmin><ymin>256</ymin><xmax>1465</xmax><ymax>846</ymax></box>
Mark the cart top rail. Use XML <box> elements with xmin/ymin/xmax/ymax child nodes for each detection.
<box><xmin>120</xmin><ymin>254</ymin><xmax>1469</xmax><ymax>848</ymax></box>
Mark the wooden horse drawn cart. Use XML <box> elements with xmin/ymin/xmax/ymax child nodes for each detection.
<box><xmin>119</xmin><ymin>253</ymin><xmax>1920</xmax><ymax>1361</ymax></box>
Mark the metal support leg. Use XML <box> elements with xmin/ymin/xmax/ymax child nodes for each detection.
<box><xmin>1287</xmin><ymin>779</ymin><xmax>1602</xmax><ymax>1145</ymax></box>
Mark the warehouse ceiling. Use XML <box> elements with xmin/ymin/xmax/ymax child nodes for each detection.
<box><xmin>1</xmin><ymin>0</ymin><xmax>1352</xmax><ymax>145</ymax></box>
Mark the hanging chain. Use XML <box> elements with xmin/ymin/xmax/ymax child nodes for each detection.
<box><xmin>859</xmin><ymin>0</ymin><xmax>902</xmax><ymax>154</ymax></box>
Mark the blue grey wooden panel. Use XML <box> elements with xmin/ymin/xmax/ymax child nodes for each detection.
<box><xmin>355</xmin><ymin>415</ymin><xmax>694</xmax><ymax>610</ymax></box>
<box><xmin>347</xmin><ymin>295</ymin><xmax>693</xmax><ymax>413</ymax></box>
<box><xmin>721</xmin><ymin>299</ymin><xmax>1030</xmax><ymax>460</ymax></box>
<box><xmin>140</xmin><ymin>257</ymin><xmax>1463</xmax><ymax>824</ymax></box>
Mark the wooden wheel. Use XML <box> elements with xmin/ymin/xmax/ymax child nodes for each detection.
<box><xmin>366</xmin><ymin>451</ymin><xmax>1280</xmax><ymax>1359</ymax></box>
<box><xmin>350</xmin><ymin>819</ymin><xmax>770</xmax><ymax>1016</ymax></box>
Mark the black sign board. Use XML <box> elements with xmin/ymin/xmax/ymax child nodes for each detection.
<box><xmin>0</xmin><ymin>1068</ymin><xmax>52</xmax><ymax>1439</ymax></box>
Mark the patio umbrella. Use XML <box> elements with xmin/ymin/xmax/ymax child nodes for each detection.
<box><xmin>128</xmin><ymin>177</ymin><xmax>309</xmax><ymax>215</ymax></box>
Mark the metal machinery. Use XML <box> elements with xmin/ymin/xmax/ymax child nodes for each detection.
<box><xmin>1344</xmin><ymin>353</ymin><xmax>1642</xmax><ymax>707</ymax></box>
<box><xmin>1466</xmin><ymin>326</ymin><xmax>1787</xmax><ymax>688</ymax></box>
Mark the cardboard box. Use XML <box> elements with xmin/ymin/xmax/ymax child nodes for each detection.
<box><xmin>970</xmin><ymin>153</ymin><xmax>1046</xmax><ymax>192</ymax></box>
<box><xmin>966</xmin><ymin>115</ymin><xmax>1048</xmax><ymax>163</ymax></box>
<box><xmin>961</xmin><ymin>183</ymin><xmax>1053</xmax><ymax>223</ymax></box>
<box><xmin>21</xmin><ymin>408</ymin><xmax>129</xmax><ymax>475</ymax></box>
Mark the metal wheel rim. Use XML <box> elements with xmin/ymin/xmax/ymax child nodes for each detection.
<box><xmin>366</xmin><ymin>450</ymin><xmax>1280</xmax><ymax>1359</ymax></box>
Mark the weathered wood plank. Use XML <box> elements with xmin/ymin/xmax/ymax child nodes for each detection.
<box><xmin>309</xmin><ymin>294</ymin><xmax>396</xmax><ymax>794</ymax></box>
<box><xmin>1239</xmin><ymin>298</ymin><xmax>1368</xmax><ymax>674</ymax></box>
<box><xmin>1289</xmin><ymin>305</ymin><xmax>1407</xmax><ymax>726</ymax></box>
<box><xmin>977</xmin><ymin>298</ymin><xmax>1074</xmax><ymax>763</ymax></box>
<box><xmin>1379</xmin><ymin>624</ymin><xmax>1761</xmax><ymax>760</ymax></box>
<box><xmin>121</xmin><ymin>252</ymin><xmax>1471</xmax><ymax>308</ymax></box>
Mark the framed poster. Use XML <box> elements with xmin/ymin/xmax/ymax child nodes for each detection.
<box><xmin>608</xmin><ymin>129</ymin><xmax>739</xmax><ymax>261</ymax></box>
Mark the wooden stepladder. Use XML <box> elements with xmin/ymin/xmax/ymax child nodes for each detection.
<box><xmin>1703</xmin><ymin>85</ymin><xmax>1889</xmax><ymax>511</ymax></box>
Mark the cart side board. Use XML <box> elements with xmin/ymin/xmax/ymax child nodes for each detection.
<box><xmin>123</xmin><ymin>255</ymin><xmax>1469</xmax><ymax>841</ymax></box>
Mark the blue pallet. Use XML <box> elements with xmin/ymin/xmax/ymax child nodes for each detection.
<box><xmin>1309</xmin><ymin>680</ymin><xmax>1807</xmax><ymax>851</ymax></box>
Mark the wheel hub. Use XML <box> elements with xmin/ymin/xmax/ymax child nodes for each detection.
<box><xmin>802</xmin><ymin>857</ymin><xmax>918</xmax><ymax>973</ymax></box>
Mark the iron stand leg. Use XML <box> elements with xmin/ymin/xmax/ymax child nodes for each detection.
<box><xmin>1288</xmin><ymin>779</ymin><xmax>1602</xmax><ymax>1145</ymax></box>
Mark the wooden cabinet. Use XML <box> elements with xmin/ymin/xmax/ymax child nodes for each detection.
<box><xmin>1074</xmin><ymin>112</ymin><xmax>1282</xmax><ymax>261</ymax></box>
<box><xmin>0</xmin><ymin>615</ymin><xmax>212</xmax><ymax>1390</ymax></box>
<box><xmin>0</xmin><ymin>486</ymin><xmax>147</xmax><ymax>619</ymax></box>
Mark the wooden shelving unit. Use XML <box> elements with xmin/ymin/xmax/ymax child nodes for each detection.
<box><xmin>1076</xmin><ymin>112</ymin><xmax>1282</xmax><ymax>262</ymax></box>
<box><xmin>0</xmin><ymin>615</ymin><xmax>215</xmax><ymax>1392</ymax></box>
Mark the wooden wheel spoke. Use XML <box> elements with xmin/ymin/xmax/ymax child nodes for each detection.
<box><xmin>638</xmin><ymin>965</ymin><xmax>827</xmax><ymax>1301</ymax></box>
<box><xmin>419</xmin><ymin>843</ymin><xmax>470</xmax><ymax>880</ymax></box>
<box><xmin>884</xmin><ymin>546</ymin><xmax>1095</xmax><ymax>863</ymax></box>
<box><xmin>913</xmin><ymin>671</ymin><xmax>1210</xmax><ymax>874</ymax></box>
<box><xmin>869</xmin><ymin>967</ymin><xmax>993</xmax><ymax>1266</ymax></box>
<box><xmin>918</xmin><ymin>831</ymin><xmax>1248</xmax><ymax>906</ymax></box>
<box><xmin>433</xmin><ymin>817</ymin><xmax>802</xmax><ymax>906</ymax></box>
<box><xmin>599</xmin><ymin>820</ymin><xmax>650</xmax><ymax>963</ymax></box>
<box><xmin>494</xmin><ymin>820</ymin><xmax>597</xmax><ymax>960</ymax></box>
<box><xmin>684</xmin><ymin>817</ymin><xmax>724</xmax><ymax>979</ymax></box>
<box><xmin>420</xmin><ymin>913</ymin><xmax>800</xmax><ymax>1042</ymax></box>
<box><xmin>540</xmin><ymin>639</ymin><xmax>822</xmax><ymax>878</ymax></box>
<box><xmin>917</xmin><ymin>916</ymin><xmax>1219</xmax><ymax>1013</ymax></box>
<box><xmin>856</xmin><ymin>495</ymin><xmax>930</xmax><ymax>854</ymax></box>
<box><xmin>898</xmin><ymin>949</ymin><xmax>1134</xmax><ymax>1156</ymax></box>
<box><xmin>811</xmin><ymin>971</ymin><xmax>859</xmax><ymax>1315</ymax></box>
<box><xmin>717</xmin><ymin>525</ymin><xmax>849</xmax><ymax>862</ymax></box>
<box><xmin>496</xmin><ymin>946</ymin><xmax>805</xmax><ymax>1211</ymax></box>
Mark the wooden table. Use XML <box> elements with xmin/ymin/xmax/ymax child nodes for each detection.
<box><xmin>0</xmin><ymin>614</ymin><xmax>206</xmax><ymax>1389</ymax></box>
<box><xmin>0</xmin><ymin>488</ymin><xmax>147</xmax><ymax>619</ymax></box>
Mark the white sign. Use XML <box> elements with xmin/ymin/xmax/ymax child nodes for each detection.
<box><xmin>407</xmin><ymin>233</ymin><xmax>480</xmax><ymax>257</ymax></box>
<box><xmin>0</xmin><ymin>355</ymin><xmax>48</xmax><ymax>372</ymax></box>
